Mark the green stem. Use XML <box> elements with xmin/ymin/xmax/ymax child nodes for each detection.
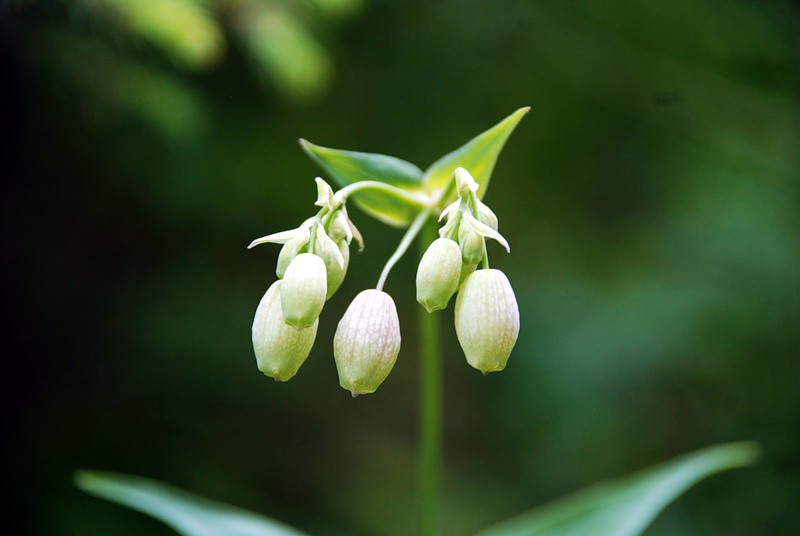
<box><xmin>418</xmin><ymin>218</ymin><xmax>442</xmax><ymax>536</ymax></box>
<box><xmin>375</xmin><ymin>208</ymin><xmax>431</xmax><ymax>291</ymax></box>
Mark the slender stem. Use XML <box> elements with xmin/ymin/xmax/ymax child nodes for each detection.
<box><xmin>375</xmin><ymin>208</ymin><xmax>431</xmax><ymax>291</ymax></box>
<box><xmin>339</xmin><ymin>180</ymin><xmax>432</xmax><ymax>209</ymax></box>
<box><xmin>418</xmin><ymin>218</ymin><xmax>442</xmax><ymax>536</ymax></box>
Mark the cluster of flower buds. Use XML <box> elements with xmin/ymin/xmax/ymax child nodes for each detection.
<box><xmin>249</xmin><ymin>178</ymin><xmax>362</xmax><ymax>382</ymax></box>
<box><xmin>416</xmin><ymin>168</ymin><xmax>520</xmax><ymax>374</ymax></box>
<box><xmin>250</xmin><ymin>167</ymin><xmax>518</xmax><ymax>394</ymax></box>
<box><xmin>249</xmin><ymin>178</ymin><xmax>403</xmax><ymax>396</ymax></box>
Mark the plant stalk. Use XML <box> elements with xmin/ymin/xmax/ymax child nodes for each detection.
<box><xmin>376</xmin><ymin>208</ymin><xmax>432</xmax><ymax>291</ymax></box>
<box><xmin>418</xmin><ymin>217</ymin><xmax>442</xmax><ymax>536</ymax></box>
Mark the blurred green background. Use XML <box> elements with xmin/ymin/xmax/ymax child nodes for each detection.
<box><xmin>3</xmin><ymin>0</ymin><xmax>799</xmax><ymax>534</ymax></box>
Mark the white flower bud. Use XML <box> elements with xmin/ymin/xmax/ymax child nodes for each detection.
<box><xmin>252</xmin><ymin>281</ymin><xmax>318</xmax><ymax>381</ymax></box>
<box><xmin>458</xmin><ymin>225</ymin><xmax>486</xmax><ymax>265</ymax></box>
<box><xmin>276</xmin><ymin>229</ymin><xmax>310</xmax><ymax>279</ymax></box>
<box><xmin>281</xmin><ymin>253</ymin><xmax>327</xmax><ymax>328</ymax></box>
<box><xmin>455</xmin><ymin>269</ymin><xmax>519</xmax><ymax>374</ymax></box>
<box><xmin>321</xmin><ymin>240</ymin><xmax>350</xmax><ymax>300</ymax></box>
<box><xmin>328</xmin><ymin>210</ymin><xmax>351</xmax><ymax>244</ymax></box>
<box><xmin>333</xmin><ymin>289</ymin><xmax>401</xmax><ymax>396</ymax></box>
<box><xmin>459</xmin><ymin>261</ymin><xmax>477</xmax><ymax>286</ymax></box>
<box><xmin>416</xmin><ymin>238</ymin><xmax>462</xmax><ymax>312</ymax></box>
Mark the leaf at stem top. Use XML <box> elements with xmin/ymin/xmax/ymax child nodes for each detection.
<box><xmin>474</xmin><ymin>441</ymin><xmax>760</xmax><ymax>536</ymax></box>
<box><xmin>299</xmin><ymin>139</ymin><xmax>426</xmax><ymax>227</ymax></box>
<box><xmin>75</xmin><ymin>470</ymin><xmax>308</xmax><ymax>536</ymax></box>
<box><xmin>424</xmin><ymin>107</ymin><xmax>530</xmax><ymax>202</ymax></box>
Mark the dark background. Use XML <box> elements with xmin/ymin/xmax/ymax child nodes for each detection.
<box><xmin>3</xmin><ymin>0</ymin><xmax>799</xmax><ymax>534</ymax></box>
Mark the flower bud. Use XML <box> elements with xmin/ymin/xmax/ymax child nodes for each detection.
<box><xmin>252</xmin><ymin>281</ymin><xmax>318</xmax><ymax>381</ymax></box>
<box><xmin>328</xmin><ymin>210</ymin><xmax>350</xmax><ymax>243</ymax></box>
<box><xmin>276</xmin><ymin>229</ymin><xmax>310</xmax><ymax>279</ymax></box>
<box><xmin>416</xmin><ymin>238</ymin><xmax>462</xmax><ymax>312</ymax></box>
<box><xmin>459</xmin><ymin>261</ymin><xmax>477</xmax><ymax>286</ymax></box>
<box><xmin>333</xmin><ymin>289</ymin><xmax>401</xmax><ymax>396</ymax></box>
<box><xmin>281</xmin><ymin>253</ymin><xmax>327</xmax><ymax>328</ymax></box>
<box><xmin>458</xmin><ymin>225</ymin><xmax>486</xmax><ymax>265</ymax></box>
<box><xmin>455</xmin><ymin>269</ymin><xmax>519</xmax><ymax>374</ymax></box>
<box><xmin>321</xmin><ymin>239</ymin><xmax>350</xmax><ymax>300</ymax></box>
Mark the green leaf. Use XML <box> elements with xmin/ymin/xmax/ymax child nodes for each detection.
<box><xmin>99</xmin><ymin>0</ymin><xmax>224</xmax><ymax>71</ymax></box>
<box><xmin>299</xmin><ymin>139</ymin><xmax>426</xmax><ymax>227</ymax></box>
<box><xmin>75</xmin><ymin>470</ymin><xmax>308</xmax><ymax>536</ymax></box>
<box><xmin>424</xmin><ymin>107</ymin><xmax>530</xmax><ymax>201</ymax></box>
<box><xmin>475</xmin><ymin>441</ymin><xmax>760</xmax><ymax>536</ymax></box>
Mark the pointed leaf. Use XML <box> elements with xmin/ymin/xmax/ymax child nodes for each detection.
<box><xmin>424</xmin><ymin>107</ymin><xmax>530</xmax><ymax>201</ymax></box>
<box><xmin>299</xmin><ymin>139</ymin><xmax>425</xmax><ymax>227</ymax></box>
<box><xmin>476</xmin><ymin>441</ymin><xmax>759</xmax><ymax>536</ymax></box>
<box><xmin>75</xmin><ymin>470</ymin><xmax>308</xmax><ymax>536</ymax></box>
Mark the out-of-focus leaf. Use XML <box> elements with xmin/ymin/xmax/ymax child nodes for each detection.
<box><xmin>300</xmin><ymin>139</ymin><xmax>426</xmax><ymax>227</ymax></box>
<box><xmin>233</xmin><ymin>4</ymin><xmax>331</xmax><ymax>102</ymax></box>
<box><xmin>93</xmin><ymin>0</ymin><xmax>224</xmax><ymax>70</ymax></box>
<box><xmin>307</xmin><ymin>0</ymin><xmax>363</xmax><ymax>19</ymax></box>
<box><xmin>475</xmin><ymin>441</ymin><xmax>759</xmax><ymax>536</ymax></box>
<box><xmin>29</xmin><ymin>29</ymin><xmax>207</xmax><ymax>141</ymax></box>
<box><xmin>75</xmin><ymin>470</ymin><xmax>308</xmax><ymax>536</ymax></box>
<box><xmin>424</xmin><ymin>107</ymin><xmax>530</xmax><ymax>201</ymax></box>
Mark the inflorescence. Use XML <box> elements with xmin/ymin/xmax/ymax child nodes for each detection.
<box><xmin>249</xmin><ymin>168</ymin><xmax>519</xmax><ymax>396</ymax></box>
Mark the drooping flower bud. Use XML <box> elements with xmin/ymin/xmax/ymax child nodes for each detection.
<box><xmin>280</xmin><ymin>253</ymin><xmax>327</xmax><ymax>328</ymax></box>
<box><xmin>333</xmin><ymin>289</ymin><xmax>401</xmax><ymax>396</ymax></box>
<box><xmin>455</xmin><ymin>269</ymin><xmax>519</xmax><ymax>374</ymax></box>
<box><xmin>459</xmin><ymin>261</ymin><xmax>477</xmax><ymax>286</ymax></box>
<box><xmin>252</xmin><ymin>281</ymin><xmax>318</xmax><ymax>381</ymax></box>
<box><xmin>458</xmin><ymin>225</ymin><xmax>486</xmax><ymax>265</ymax></box>
<box><xmin>321</xmin><ymin>239</ymin><xmax>350</xmax><ymax>300</ymax></box>
<box><xmin>416</xmin><ymin>237</ymin><xmax>462</xmax><ymax>312</ymax></box>
<box><xmin>328</xmin><ymin>209</ymin><xmax>352</xmax><ymax>244</ymax></box>
<box><xmin>276</xmin><ymin>228</ymin><xmax>310</xmax><ymax>279</ymax></box>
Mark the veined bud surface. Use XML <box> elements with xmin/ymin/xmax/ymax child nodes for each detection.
<box><xmin>416</xmin><ymin>237</ymin><xmax>462</xmax><ymax>312</ymax></box>
<box><xmin>280</xmin><ymin>253</ymin><xmax>327</xmax><ymax>328</ymax></box>
<box><xmin>455</xmin><ymin>269</ymin><xmax>519</xmax><ymax>374</ymax></box>
<box><xmin>459</xmin><ymin>261</ymin><xmax>477</xmax><ymax>286</ymax></box>
<box><xmin>252</xmin><ymin>281</ymin><xmax>318</xmax><ymax>381</ymax></box>
<box><xmin>333</xmin><ymin>289</ymin><xmax>401</xmax><ymax>396</ymax></box>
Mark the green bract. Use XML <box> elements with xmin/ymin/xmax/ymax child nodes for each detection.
<box><xmin>280</xmin><ymin>252</ymin><xmax>327</xmax><ymax>328</ymax></box>
<box><xmin>455</xmin><ymin>269</ymin><xmax>520</xmax><ymax>374</ymax></box>
<box><xmin>252</xmin><ymin>281</ymin><xmax>318</xmax><ymax>382</ymax></box>
<box><xmin>333</xmin><ymin>289</ymin><xmax>401</xmax><ymax>396</ymax></box>
<box><xmin>416</xmin><ymin>237</ymin><xmax>462</xmax><ymax>313</ymax></box>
